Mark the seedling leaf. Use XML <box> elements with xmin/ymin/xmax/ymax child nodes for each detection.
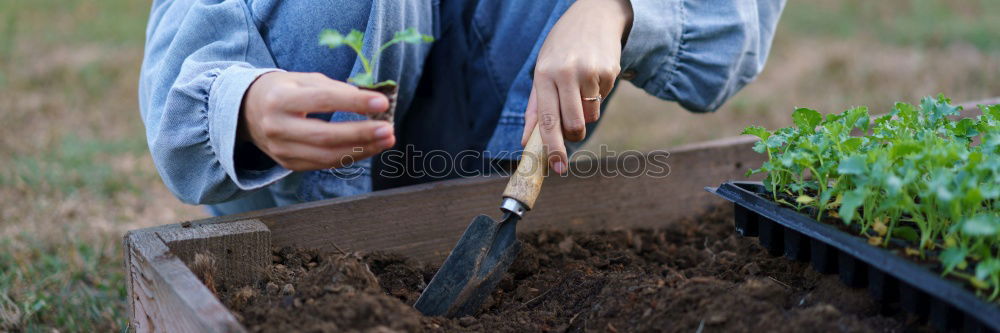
<box><xmin>319</xmin><ymin>27</ymin><xmax>433</xmax><ymax>88</ymax></box>
<box><xmin>348</xmin><ymin>72</ymin><xmax>374</xmax><ymax>87</ymax></box>
<box><xmin>792</xmin><ymin>108</ymin><xmax>822</xmax><ymax>134</ymax></box>
<box><xmin>742</xmin><ymin>126</ymin><xmax>771</xmax><ymax>140</ymax></box>
<box><xmin>837</xmin><ymin>155</ymin><xmax>866</xmax><ymax>175</ymax></box>
<box><xmin>892</xmin><ymin>226</ymin><xmax>918</xmax><ymax>242</ymax></box>
<box><xmin>319</xmin><ymin>29</ymin><xmax>346</xmax><ymax>48</ymax></box>
<box><xmin>838</xmin><ymin>189</ymin><xmax>865</xmax><ymax>224</ymax></box>
<box><xmin>940</xmin><ymin>247</ymin><xmax>967</xmax><ymax>273</ymax></box>
<box><xmin>976</xmin><ymin>259</ymin><xmax>1000</xmax><ymax>281</ymax></box>
<box><xmin>394</xmin><ymin>27</ymin><xmax>434</xmax><ymax>43</ymax></box>
<box><xmin>345</xmin><ymin>29</ymin><xmax>365</xmax><ymax>50</ymax></box>
<box><xmin>961</xmin><ymin>215</ymin><xmax>999</xmax><ymax>237</ymax></box>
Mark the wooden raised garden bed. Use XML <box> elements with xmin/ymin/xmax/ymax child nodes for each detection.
<box><xmin>124</xmin><ymin>136</ymin><xmax>764</xmax><ymax>332</ymax></box>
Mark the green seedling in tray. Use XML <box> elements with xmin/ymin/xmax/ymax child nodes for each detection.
<box><xmin>743</xmin><ymin>95</ymin><xmax>1000</xmax><ymax>301</ymax></box>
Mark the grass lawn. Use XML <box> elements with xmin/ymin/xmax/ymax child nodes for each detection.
<box><xmin>1</xmin><ymin>0</ymin><xmax>998</xmax><ymax>331</ymax></box>
<box><xmin>0</xmin><ymin>0</ymin><xmax>203</xmax><ymax>331</ymax></box>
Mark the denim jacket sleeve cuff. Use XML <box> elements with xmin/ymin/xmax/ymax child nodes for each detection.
<box><xmin>619</xmin><ymin>0</ymin><xmax>784</xmax><ymax>113</ymax></box>
<box><xmin>207</xmin><ymin>65</ymin><xmax>291</xmax><ymax>190</ymax></box>
<box><xmin>619</xmin><ymin>0</ymin><xmax>683</xmax><ymax>91</ymax></box>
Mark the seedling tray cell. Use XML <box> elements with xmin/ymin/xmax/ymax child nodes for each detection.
<box><xmin>708</xmin><ymin>181</ymin><xmax>1000</xmax><ymax>333</ymax></box>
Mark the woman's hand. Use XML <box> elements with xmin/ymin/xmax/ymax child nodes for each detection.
<box><xmin>240</xmin><ymin>72</ymin><xmax>396</xmax><ymax>171</ymax></box>
<box><xmin>522</xmin><ymin>0</ymin><xmax>633</xmax><ymax>174</ymax></box>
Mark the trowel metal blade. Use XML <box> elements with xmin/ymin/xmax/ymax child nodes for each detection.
<box><xmin>414</xmin><ymin>214</ymin><xmax>521</xmax><ymax>317</ymax></box>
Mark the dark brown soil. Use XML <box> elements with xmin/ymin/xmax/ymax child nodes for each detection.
<box><xmin>217</xmin><ymin>204</ymin><xmax>931</xmax><ymax>332</ymax></box>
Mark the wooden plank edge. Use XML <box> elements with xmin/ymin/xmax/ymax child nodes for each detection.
<box><xmin>130</xmin><ymin>134</ymin><xmax>762</xmax><ymax>232</ymax></box>
<box><xmin>156</xmin><ymin>220</ymin><xmax>271</xmax><ymax>288</ymax></box>
<box><xmin>124</xmin><ymin>230</ymin><xmax>246</xmax><ymax>333</ymax></box>
<box><xmin>123</xmin><ymin>134</ymin><xmax>764</xmax><ymax>265</ymax></box>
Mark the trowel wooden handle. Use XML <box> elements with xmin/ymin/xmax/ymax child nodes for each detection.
<box><xmin>503</xmin><ymin>124</ymin><xmax>547</xmax><ymax>210</ymax></box>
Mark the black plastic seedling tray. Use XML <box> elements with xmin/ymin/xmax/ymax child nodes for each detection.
<box><xmin>707</xmin><ymin>181</ymin><xmax>1000</xmax><ymax>333</ymax></box>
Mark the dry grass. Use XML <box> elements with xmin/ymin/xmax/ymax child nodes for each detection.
<box><xmin>0</xmin><ymin>0</ymin><xmax>997</xmax><ymax>331</ymax></box>
<box><xmin>590</xmin><ymin>37</ymin><xmax>1000</xmax><ymax>150</ymax></box>
<box><xmin>591</xmin><ymin>0</ymin><xmax>1000</xmax><ymax>150</ymax></box>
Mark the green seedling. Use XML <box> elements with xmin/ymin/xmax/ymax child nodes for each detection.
<box><xmin>319</xmin><ymin>27</ymin><xmax>434</xmax><ymax>88</ymax></box>
<box><xmin>744</xmin><ymin>95</ymin><xmax>1000</xmax><ymax>301</ymax></box>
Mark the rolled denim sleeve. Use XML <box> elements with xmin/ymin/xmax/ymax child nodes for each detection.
<box><xmin>138</xmin><ymin>0</ymin><xmax>289</xmax><ymax>204</ymax></box>
<box><xmin>620</xmin><ymin>0</ymin><xmax>785</xmax><ymax>113</ymax></box>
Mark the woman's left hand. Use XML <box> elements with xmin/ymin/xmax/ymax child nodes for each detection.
<box><xmin>522</xmin><ymin>0</ymin><xmax>633</xmax><ymax>174</ymax></box>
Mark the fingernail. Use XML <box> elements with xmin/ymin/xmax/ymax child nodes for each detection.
<box><xmin>374</xmin><ymin>125</ymin><xmax>393</xmax><ymax>139</ymax></box>
<box><xmin>369</xmin><ymin>96</ymin><xmax>388</xmax><ymax>111</ymax></box>
<box><xmin>553</xmin><ymin>161</ymin><xmax>566</xmax><ymax>175</ymax></box>
<box><xmin>378</xmin><ymin>136</ymin><xmax>395</xmax><ymax>148</ymax></box>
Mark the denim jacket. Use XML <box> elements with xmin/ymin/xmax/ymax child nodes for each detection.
<box><xmin>138</xmin><ymin>0</ymin><xmax>785</xmax><ymax>214</ymax></box>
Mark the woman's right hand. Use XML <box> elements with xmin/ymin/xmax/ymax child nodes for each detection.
<box><xmin>240</xmin><ymin>72</ymin><xmax>396</xmax><ymax>171</ymax></box>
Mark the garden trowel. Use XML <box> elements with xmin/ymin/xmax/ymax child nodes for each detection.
<box><xmin>414</xmin><ymin>124</ymin><xmax>548</xmax><ymax>317</ymax></box>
